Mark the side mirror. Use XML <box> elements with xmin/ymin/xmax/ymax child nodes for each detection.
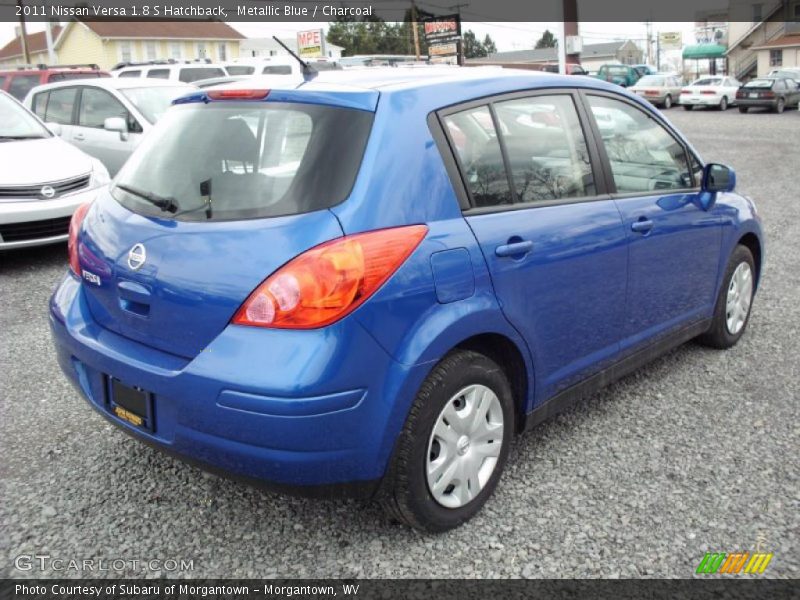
<box><xmin>46</xmin><ymin>122</ymin><xmax>62</xmax><ymax>136</ymax></box>
<box><xmin>104</xmin><ymin>116</ymin><xmax>129</xmax><ymax>141</ymax></box>
<box><xmin>702</xmin><ymin>163</ymin><xmax>736</xmax><ymax>193</ymax></box>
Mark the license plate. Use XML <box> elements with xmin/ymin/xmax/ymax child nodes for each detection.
<box><xmin>106</xmin><ymin>377</ymin><xmax>154</xmax><ymax>432</ymax></box>
<box><xmin>749</xmin><ymin>93</ymin><xmax>758</xmax><ymax>98</ymax></box>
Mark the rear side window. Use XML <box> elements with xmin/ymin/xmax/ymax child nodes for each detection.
<box><xmin>179</xmin><ymin>67</ymin><xmax>225</xmax><ymax>83</ymax></box>
<box><xmin>493</xmin><ymin>95</ymin><xmax>595</xmax><ymax>202</ymax></box>
<box><xmin>112</xmin><ymin>102</ymin><xmax>374</xmax><ymax>221</ymax></box>
<box><xmin>31</xmin><ymin>91</ymin><xmax>47</xmax><ymax>119</ymax></box>
<box><xmin>587</xmin><ymin>95</ymin><xmax>691</xmax><ymax>193</ymax></box>
<box><xmin>7</xmin><ymin>74</ymin><xmax>41</xmax><ymax>100</ymax></box>
<box><xmin>147</xmin><ymin>69</ymin><xmax>170</xmax><ymax>79</ymax></box>
<box><xmin>118</xmin><ymin>70</ymin><xmax>141</xmax><ymax>78</ymax></box>
<box><xmin>443</xmin><ymin>106</ymin><xmax>512</xmax><ymax>208</ymax></box>
<box><xmin>262</xmin><ymin>65</ymin><xmax>292</xmax><ymax>75</ymax></box>
<box><xmin>43</xmin><ymin>87</ymin><xmax>77</xmax><ymax>124</ymax></box>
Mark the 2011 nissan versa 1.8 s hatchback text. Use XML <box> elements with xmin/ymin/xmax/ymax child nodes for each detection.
<box><xmin>50</xmin><ymin>68</ymin><xmax>764</xmax><ymax>532</ymax></box>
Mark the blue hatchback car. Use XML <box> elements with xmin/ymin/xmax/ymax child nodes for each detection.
<box><xmin>50</xmin><ymin>68</ymin><xmax>764</xmax><ymax>532</ymax></box>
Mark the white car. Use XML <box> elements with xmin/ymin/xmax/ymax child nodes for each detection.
<box><xmin>0</xmin><ymin>90</ymin><xmax>109</xmax><ymax>250</ymax></box>
<box><xmin>224</xmin><ymin>57</ymin><xmax>342</xmax><ymax>77</ymax></box>
<box><xmin>679</xmin><ymin>76</ymin><xmax>742</xmax><ymax>111</ymax></box>
<box><xmin>24</xmin><ymin>78</ymin><xmax>193</xmax><ymax>176</ymax></box>
<box><xmin>112</xmin><ymin>62</ymin><xmax>228</xmax><ymax>83</ymax></box>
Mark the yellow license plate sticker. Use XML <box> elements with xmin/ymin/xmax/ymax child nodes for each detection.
<box><xmin>114</xmin><ymin>406</ymin><xmax>144</xmax><ymax>427</ymax></box>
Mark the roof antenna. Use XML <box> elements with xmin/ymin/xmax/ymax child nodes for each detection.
<box><xmin>272</xmin><ymin>36</ymin><xmax>317</xmax><ymax>81</ymax></box>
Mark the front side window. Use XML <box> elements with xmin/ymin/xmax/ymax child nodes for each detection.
<box><xmin>112</xmin><ymin>102</ymin><xmax>373</xmax><ymax>221</ymax></box>
<box><xmin>147</xmin><ymin>69</ymin><xmax>170</xmax><ymax>79</ymax></box>
<box><xmin>179</xmin><ymin>67</ymin><xmax>225</xmax><ymax>83</ymax></box>
<box><xmin>493</xmin><ymin>95</ymin><xmax>595</xmax><ymax>202</ymax></box>
<box><xmin>118</xmin><ymin>70</ymin><xmax>141</xmax><ymax>78</ymax></box>
<box><xmin>443</xmin><ymin>106</ymin><xmax>512</xmax><ymax>208</ymax></box>
<box><xmin>78</xmin><ymin>87</ymin><xmax>136</xmax><ymax>131</ymax></box>
<box><xmin>587</xmin><ymin>95</ymin><xmax>692</xmax><ymax>193</ymax></box>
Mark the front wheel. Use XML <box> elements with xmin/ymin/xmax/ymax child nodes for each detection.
<box><xmin>719</xmin><ymin>96</ymin><xmax>728</xmax><ymax>111</ymax></box>
<box><xmin>698</xmin><ymin>245</ymin><xmax>756</xmax><ymax>349</ymax></box>
<box><xmin>380</xmin><ymin>350</ymin><xmax>514</xmax><ymax>532</ymax></box>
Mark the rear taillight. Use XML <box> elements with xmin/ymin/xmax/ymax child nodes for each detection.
<box><xmin>68</xmin><ymin>202</ymin><xmax>92</xmax><ymax>276</ymax></box>
<box><xmin>763</xmin><ymin>91</ymin><xmax>775</xmax><ymax>98</ymax></box>
<box><xmin>736</xmin><ymin>91</ymin><xmax>744</xmax><ymax>98</ymax></box>
<box><xmin>233</xmin><ymin>225</ymin><xmax>428</xmax><ymax>329</ymax></box>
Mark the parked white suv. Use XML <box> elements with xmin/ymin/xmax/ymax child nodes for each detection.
<box><xmin>0</xmin><ymin>90</ymin><xmax>109</xmax><ymax>250</ymax></box>
<box><xmin>113</xmin><ymin>61</ymin><xmax>228</xmax><ymax>83</ymax></box>
<box><xmin>25</xmin><ymin>78</ymin><xmax>193</xmax><ymax>175</ymax></box>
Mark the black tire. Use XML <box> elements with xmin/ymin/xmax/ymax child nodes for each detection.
<box><xmin>379</xmin><ymin>350</ymin><xmax>515</xmax><ymax>533</ymax></box>
<box><xmin>719</xmin><ymin>96</ymin><xmax>728</xmax><ymax>111</ymax></box>
<box><xmin>775</xmin><ymin>98</ymin><xmax>785</xmax><ymax>113</ymax></box>
<box><xmin>683</xmin><ymin>104</ymin><xmax>693</xmax><ymax>111</ymax></box>
<box><xmin>663</xmin><ymin>94</ymin><xmax>672</xmax><ymax>109</ymax></box>
<box><xmin>739</xmin><ymin>106</ymin><xmax>748</xmax><ymax>113</ymax></box>
<box><xmin>697</xmin><ymin>245</ymin><xmax>756</xmax><ymax>349</ymax></box>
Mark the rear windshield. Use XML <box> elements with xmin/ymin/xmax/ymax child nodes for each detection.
<box><xmin>637</xmin><ymin>76</ymin><xmax>665</xmax><ymax>86</ymax></box>
<box><xmin>743</xmin><ymin>79</ymin><xmax>774</xmax><ymax>88</ymax></box>
<box><xmin>112</xmin><ymin>102</ymin><xmax>373</xmax><ymax>221</ymax></box>
<box><xmin>179</xmin><ymin>67</ymin><xmax>225</xmax><ymax>83</ymax></box>
<box><xmin>226</xmin><ymin>65</ymin><xmax>256</xmax><ymax>75</ymax></box>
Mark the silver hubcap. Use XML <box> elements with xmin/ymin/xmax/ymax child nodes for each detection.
<box><xmin>426</xmin><ymin>384</ymin><xmax>504</xmax><ymax>509</ymax></box>
<box><xmin>726</xmin><ymin>262</ymin><xmax>753</xmax><ymax>335</ymax></box>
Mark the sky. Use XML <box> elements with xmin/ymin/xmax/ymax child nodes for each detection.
<box><xmin>0</xmin><ymin>20</ymin><xmax>698</xmax><ymax>56</ymax></box>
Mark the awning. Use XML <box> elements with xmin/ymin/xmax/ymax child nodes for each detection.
<box><xmin>682</xmin><ymin>44</ymin><xmax>727</xmax><ymax>60</ymax></box>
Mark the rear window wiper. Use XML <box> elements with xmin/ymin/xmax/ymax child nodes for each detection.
<box><xmin>115</xmin><ymin>184</ymin><xmax>178</xmax><ymax>213</ymax></box>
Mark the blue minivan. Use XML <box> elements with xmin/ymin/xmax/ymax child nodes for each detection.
<box><xmin>50</xmin><ymin>68</ymin><xmax>764</xmax><ymax>532</ymax></box>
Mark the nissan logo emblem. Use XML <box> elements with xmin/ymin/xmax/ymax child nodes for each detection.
<box><xmin>40</xmin><ymin>185</ymin><xmax>56</xmax><ymax>199</ymax></box>
<box><xmin>127</xmin><ymin>243</ymin><xmax>147</xmax><ymax>271</ymax></box>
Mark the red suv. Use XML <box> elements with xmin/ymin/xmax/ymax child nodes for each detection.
<box><xmin>0</xmin><ymin>64</ymin><xmax>110</xmax><ymax>101</ymax></box>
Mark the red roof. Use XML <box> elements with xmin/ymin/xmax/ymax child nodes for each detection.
<box><xmin>752</xmin><ymin>35</ymin><xmax>800</xmax><ymax>49</ymax></box>
<box><xmin>0</xmin><ymin>26</ymin><xmax>62</xmax><ymax>61</ymax></box>
<box><xmin>83</xmin><ymin>21</ymin><xmax>244</xmax><ymax>40</ymax></box>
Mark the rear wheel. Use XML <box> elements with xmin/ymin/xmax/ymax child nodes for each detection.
<box><xmin>698</xmin><ymin>245</ymin><xmax>756</xmax><ymax>349</ymax></box>
<box><xmin>739</xmin><ymin>106</ymin><xmax>748</xmax><ymax>113</ymax></box>
<box><xmin>663</xmin><ymin>95</ymin><xmax>673</xmax><ymax>109</ymax></box>
<box><xmin>683</xmin><ymin>104</ymin><xmax>693</xmax><ymax>111</ymax></box>
<box><xmin>380</xmin><ymin>350</ymin><xmax>514</xmax><ymax>532</ymax></box>
<box><xmin>775</xmin><ymin>98</ymin><xmax>785</xmax><ymax>113</ymax></box>
<box><xmin>719</xmin><ymin>96</ymin><xmax>728</xmax><ymax>111</ymax></box>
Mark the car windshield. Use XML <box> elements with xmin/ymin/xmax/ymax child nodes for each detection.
<box><xmin>121</xmin><ymin>86</ymin><xmax>191</xmax><ymax>124</ymax></box>
<box><xmin>606</xmin><ymin>66</ymin><xmax>628</xmax><ymax>75</ymax></box>
<box><xmin>0</xmin><ymin>92</ymin><xmax>50</xmax><ymax>140</ymax></box>
<box><xmin>112</xmin><ymin>101</ymin><xmax>373</xmax><ymax>221</ymax></box>
<box><xmin>743</xmin><ymin>79</ymin><xmax>774</xmax><ymax>88</ymax></box>
<box><xmin>692</xmin><ymin>78</ymin><xmax>722</xmax><ymax>86</ymax></box>
<box><xmin>637</xmin><ymin>76</ymin><xmax>665</xmax><ymax>86</ymax></box>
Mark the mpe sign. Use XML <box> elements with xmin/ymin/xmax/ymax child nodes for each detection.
<box><xmin>297</xmin><ymin>29</ymin><xmax>325</xmax><ymax>58</ymax></box>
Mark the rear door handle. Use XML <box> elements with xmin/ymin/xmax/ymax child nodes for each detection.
<box><xmin>495</xmin><ymin>240</ymin><xmax>533</xmax><ymax>257</ymax></box>
<box><xmin>631</xmin><ymin>219</ymin><xmax>654</xmax><ymax>233</ymax></box>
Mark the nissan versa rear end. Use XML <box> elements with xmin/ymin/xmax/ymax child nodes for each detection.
<box><xmin>50</xmin><ymin>69</ymin><xmax>764</xmax><ymax>532</ymax></box>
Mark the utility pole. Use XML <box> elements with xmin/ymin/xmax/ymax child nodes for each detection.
<box><xmin>411</xmin><ymin>0</ymin><xmax>421</xmax><ymax>61</ymax></box>
<box><xmin>563</xmin><ymin>0</ymin><xmax>579</xmax><ymax>68</ymax></box>
<box><xmin>645</xmin><ymin>21</ymin><xmax>652</xmax><ymax>65</ymax></box>
<box><xmin>16</xmin><ymin>0</ymin><xmax>30</xmax><ymax>64</ymax></box>
<box><xmin>450</xmin><ymin>2</ymin><xmax>468</xmax><ymax>66</ymax></box>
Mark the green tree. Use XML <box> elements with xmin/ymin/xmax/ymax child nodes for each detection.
<box><xmin>462</xmin><ymin>30</ymin><xmax>487</xmax><ymax>59</ymax></box>
<box><xmin>535</xmin><ymin>29</ymin><xmax>557</xmax><ymax>49</ymax></box>
<box><xmin>483</xmin><ymin>34</ymin><xmax>497</xmax><ymax>56</ymax></box>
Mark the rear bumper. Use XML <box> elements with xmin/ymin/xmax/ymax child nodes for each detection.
<box><xmin>679</xmin><ymin>95</ymin><xmax>722</xmax><ymax>106</ymax></box>
<box><xmin>49</xmin><ymin>273</ymin><xmax>431</xmax><ymax>493</ymax></box>
<box><xmin>736</xmin><ymin>98</ymin><xmax>779</xmax><ymax>108</ymax></box>
<box><xmin>0</xmin><ymin>186</ymin><xmax>102</xmax><ymax>250</ymax></box>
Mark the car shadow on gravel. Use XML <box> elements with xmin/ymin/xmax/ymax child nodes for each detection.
<box><xmin>0</xmin><ymin>242</ymin><xmax>67</xmax><ymax>274</ymax></box>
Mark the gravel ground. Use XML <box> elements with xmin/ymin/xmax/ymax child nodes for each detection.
<box><xmin>1</xmin><ymin>108</ymin><xmax>798</xmax><ymax>579</ymax></box>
